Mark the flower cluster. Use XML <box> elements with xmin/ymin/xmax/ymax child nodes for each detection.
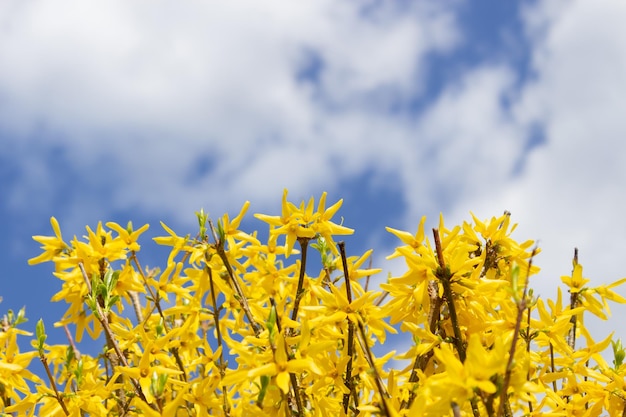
<box><xmin>2</xmin><ymin>191</ymin><xmax>626</xmax><ymax>416</ymax></box>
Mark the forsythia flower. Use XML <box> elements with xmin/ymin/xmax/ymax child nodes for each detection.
<box><xmin>28</xmin><ymin>217</ymin><xmax>69</xmax><ymax>266</ymax></box>
<box><xmin>255</xmin><ymin>189</ymin><xmax>353</xmax><ymax>256</ymax></box>
<box><xmin>10</xmin><ymin>192</ymin><xmax>626</xmax><ymax>417</ymax></box>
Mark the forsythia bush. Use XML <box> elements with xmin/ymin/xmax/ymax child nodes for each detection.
<box><xmin>2</xmin><ymin>190</ymin><xmax>626</xmax><ymax>416</ymax></box>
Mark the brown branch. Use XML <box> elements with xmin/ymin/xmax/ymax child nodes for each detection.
<box><xmin>433</xmin><ymin>229</ymin><xmax>466</xmax><ymax>362</ymax></box>
<box><xmin>131</xmin><ymin>252</ymin><xmax>187</xmax><ymax>382</ymax></box>
<box><xmin>290</xmin><ymin>237</ymin><xmax>311</xmax><ymax>325</ymax></box>
<box><xmin>127</xmin><ymin>290</ymin><xmax>143</xmax><ymax>323</ymax></box>
<box><xmin>452</xmin><ymin>402</ymin><xmax>461</xmax><ymax>417</ymax></box>
<box><xmin>568</xmin><ymin>248</ymin><xmax>579</xmax><ymax>351</ymax></box>
<box><xmin>338</xmin><ymin>241</ymin><xmax>356</xmax><ymax>414</ymax></box>
<box><xmin>62</xmin><ymin>324</ymin><xmax>81</xmax><ymax>362</ymax></box>
<box><xmin>270</xmin><ymin>298</ymin><xmax>304</xmax><ymax>416</ymax></box>
<box><xmin>40</xmin><ymin>353</ymin><xmax>69</xmax><ymax>416</ymax></box>
<box><xmin>206</xmin><ymin>263</ymin><xmax>231</xmax><ymax>417</ymax></box>
<box><xmin>526</xmin><ymin>304</ymin><xmax>533</xmax><ymax>414</ymax></box>
<box><xmin>402</xmin><ymin>278</ymin><xmax>441</xmax><ymax>410</ymax></box>
<box><xmin>498</xmin><ymin>247</ymin><xmax>538</xmax><ymax>417</ymax></box>
<box><xmin>131</xmin><ymin>253</ymin><xmax>159</xmax><ymax>312</ymax></box>
<box><xmin>209</xmin><ymin>220</ymin><xmax>262</xmax><ymax>337</ymax></box>
<box><xmin>78</xmin><ymin>262</ymin><xmax>150</xmax><ymax>405</ymax></box>
<box><xmin>374</xmin><ymin>290</ymin><xmax>389</xmax><ymax>307</ymax></box>
<box><xmin>356</xmin><ymin>320</ymin><xmax>391</xmax><ymax>417</ymax></box>
<box><xmin>433</xmin><ymin>229</ymin><xmax>481</xmax><ymax>417</ymax></box>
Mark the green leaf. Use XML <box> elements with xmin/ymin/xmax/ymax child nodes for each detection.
<box><xmin>85</xmin><ymin>295</ymin><xmax>100</xmax><ymax>319</ymax></box>
<box><xmin>107</xmin><ymin>295</ymin><xmax>121</xmax><ymax>310</ymax></box>
<box><xmin>103</xmin><ymin>269</ymin><xmax>120</xmax><ymax>293</ymax></box>
<box><xmin>267</xmin><ymin>303</ymin><xmax>277</xmax><ymax>345</ymax></box>
<box><xmin>257</xmin><ymin>374</ymin><xmax>270</xmax><ymax>406</ymax></box>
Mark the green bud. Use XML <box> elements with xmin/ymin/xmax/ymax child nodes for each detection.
<box><xmin>151</xmin><ymin>372</ymin><xmax>168</xmax><ymax>399</ymax></box>
<box><xmin>510</xmin><ymin>265</ymin><xmax>520</xmax><ymax>294</ymax></box>
<box><xmin>15</xmin><ymin>307</ymin><xmax>28</xmax><ymax>326</ymax></box>
<box><xmin>613</xmin><ymin>339</ymin><xmax>625</xmax><ymax>369</ymax></box>
<box><xmin>74</xmin><ymin>357</ymin><xmax>84</xmax><ymax>386</ymax></box>
<box><xmin>156</xmin><ymin>317</ymin><xmax>165</xmax><ymax>336</ymax></box>
<box><xmin>65</xmin><ymin>345</ymin><xmax>76</xmax><ymax>369</ymax></box>
<box><xmin>196</xmin><ymin>209</ymin><xmax>208</xmax><ymax>239</ymax></box>
<box><xmin>217</xmin><ymin>219</ymin><xmax>226</xmax><ymax>243</ymax></box>
<box><xmin>35</xmin><ymin>318</ymin><xmax>46</xmax><ymax>351</ymax></box>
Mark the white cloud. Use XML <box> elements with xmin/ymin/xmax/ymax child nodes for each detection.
<box><xmin>447</xmin><ymin>0</ymin><xmax>626</xmax><ymax>339</ymax></box>
<box><xmin>408</xmin><ymin>65</ymin><xmax>527</xmax><ymax>214</ymax></box>
<box><xmin>0</xmin><ymin>0</ymin><xmax>460</xmax><ymax>222</ymax></box>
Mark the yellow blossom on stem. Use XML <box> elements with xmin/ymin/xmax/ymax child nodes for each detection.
<box><xmin>105</xmin><ymin>221</ymin><xmax>150</xmax><ymax>252</ymax></box>
<box><xmin>28</xmin><ymin>217</ymin><xmax>69</xmax><ymax>266</ymax></box>
<box><xmin>16</xmin><ymin>191</ymin><xmax>626</xmax><ymax>416</ymax></box>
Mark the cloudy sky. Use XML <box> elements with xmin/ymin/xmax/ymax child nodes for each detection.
<box><xmin>2</xmin><ymin>0</ymin><xmax>626</xmax><ymax>353</ymax></box>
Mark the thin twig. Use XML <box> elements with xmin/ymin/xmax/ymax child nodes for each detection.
<box><xmin>433</xmin><ymin>229</ymin><xmax>481</xmax><ymax>417</ymax></box>
<box><xmin>356</xmin><ymin>320</ymin><xmax>391</xmax><ymax>417</ymax></box>
<box><xmin>452</xmin><ymin>402</ymin><xmax>462</xmax><ymax>417</ymax></box>
<box><xmin>40</xmin><ymin>353</ymin><xmax>70</xmax><ymax>416</ymax></box>
<box><xmin>526</xmin><ymin>304</ymin><xmax>533</xmax><ymax>413</ymax></box>
<box><xmin>338</xmin><ymin>242</ymin><xmax>356</xmax><ymax>414</ymax></box>
<box><xmin>132</xmin><ymin>252</ymin><xmax>187</xmax><ymax>381</ymax></box>
<box><xmin>209</xmin><ymin>220</ymin><xmax>262</xmax><ymax>337</ymax></box>
<box><xmin>270</xmin><ymin>298</ymin><xmax>304</xmax><ymax>416</ymax></box>
<box><xmin>62</xmin><ymin>324</ymin><xmax>81</xmax><ymax>362</ymax></box>
<box><xmin>568</xmin><ymin>248</ymin><xmax>579</xmax><ymax>351</ymax></box>
<box><xmin>550</xmin><ymin>343</ymin><xmax>557</xmax><ymax>392</ymax></box>
<box><xmin>498</xmin><ymin>247</ymin><xmax>538</xmax><ymax>417</ymax></box>
<box><xmin>402</xmin><ymin>278</ymin><xmax>441</xmax><ymax>410</ymax></box>
<box><xmin>131</xmin><ymin>253</ymin><xmax>161</xmax><ymax>317</ymax></box>
<box><xmin>374</xmin><ymin>290</ymin><xmax>389</xmax><ymax>307</ymax></box>
<box><xmin>433</xmin><ymin>229</ymin><xmax>466</xmax><ymax>362</ymax></box>
<box><xmin>206</xmin><ymin>263</ymin><xmax>231</xmax><ymax>416</ymax></box>
<box><xmin>127</xmin><ymin>290</ymin><xmax>143</xmax><ymax>323</ymax></box>
<box><xmin>78</xmin><ymin>262</ymin><xmax>150</xmax><ymax>405</ymax></box>
<box><xmin>290</xmin><ymin>237</ymin><xmax>311</xmax><ymax>325</ymax></box>
<box><xmin>364</xmin><ymin>255</ymin><xmax>373</xmax><ymax>292</ymax></box>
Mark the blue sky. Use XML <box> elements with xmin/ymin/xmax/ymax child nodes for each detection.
<box><xmin>2</xmin><ymin>0</ymin><xmax>626</xmax><ymax>357</ymax></box>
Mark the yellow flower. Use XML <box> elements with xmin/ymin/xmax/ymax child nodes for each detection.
<box><xmin>332</xmin><ymin>249</ymin><xmax>382</xmax><ymax>282</ymax></box>
<box><xmin>105</xmin><ymin>221</ymin><xmax>150</xmax><ymax>252</ymax></box>
<box><xmin>311</xmin><ymin>192</ymin><xmax>354</xmax><ymax>254</ymax></box>
<box><xmin>561</xmin><ymin>263</ymin><xmax>589</xmax><ymax>294</ymax></box>
<box><xmin>114</xmin><ymin>346</ymin><xmax>183</xmax><ymax>404</ymax></box>
<box><xmin>229</xmin><ymin>331</ymin><xmax>321</xmax><ymax>395</ymax></box>
<box><xmin>255</xmin><ymin>189</ymin><xmax>353</xmax><ymax>257</ymax></box>
<box><xmin>84</xmin><ymin>221</ymin><xmax>127</xmax><ymax>262</ymax></box>
<box><xmin>0</xmin><ymin>330</ymin><xmax>40</xmax><ymax>402</ymax></box>
<box><xmin>220</xmin><ymin>201</ymin><xmax>258</xmax><ymax>248</ymax></box>
<box><xmin>385</xmin><ymin>215</ymin><xmax>427</xmax><ymax>258</ymax></box>
<box><xmin>28</xmin><ymin>217</ymin><xmax>69</xmax><ymax>266</ymax></box>
<box><xmin>153</xmin><ymin>221</ymin><xmax>190</xmax><ymax>263</ymax></box>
